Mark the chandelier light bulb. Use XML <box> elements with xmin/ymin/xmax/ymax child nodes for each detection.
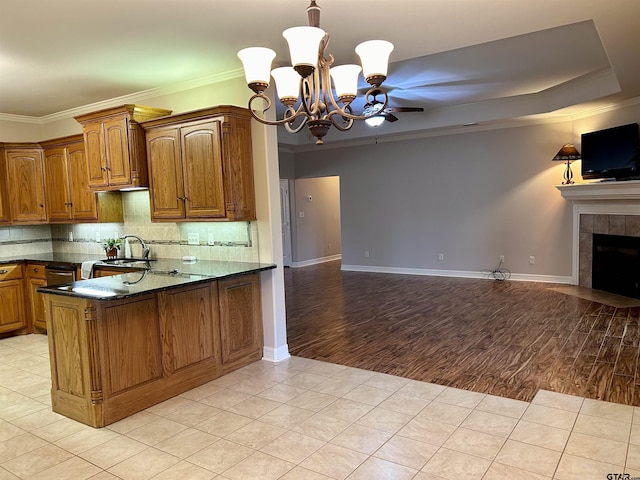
<box><xmin>330</xmin><ymin>64</ymin><xmax>361</xmax><ymax>102</ymax></box>
<box><xmin>237</xmin><ymin>47</ymin><xmax>276</xmax><ymax>93</ymax></box>
<box><xmin>271</xmin><ymin>67</ymin><xmax>301</xmax><ymax>105</ymax></box>
<box><xmin>356</xmin><ymin>40</ymin><xmax>394</xmax><ymax>85</ymax></box>
<box><xmin>283</xmin><ymin>26</ymin><xmax>326</xmax><ymax>77</ymax></box>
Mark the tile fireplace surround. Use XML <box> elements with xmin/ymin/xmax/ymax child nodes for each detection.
<box><xmin>557</xmin><ymin>181</ymin><xmax>640</xmax><ymax>288</ymax></box>
<box><xmin>579</xmin><ymin>213</ymin><xmax>640</xmax><ymax>288</ymax></box>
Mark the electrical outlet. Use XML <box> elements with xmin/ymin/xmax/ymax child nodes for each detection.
<box><xmin>529</xmin><ymin>256</ymin><xmax>536</xmax><ymax>265</ymax></box>
<box><xmin>328</xmin><ymin>243</ymin><xmax>332</xmax><ymax>251</ymax></box>
<box><xmin>68</xmin><ymin>231</ymin><xmax>73</xmax><ymax>242</ymax></box>
<box><xmin>499</xmin><ymin>255</ymin><xmax>505</xmax><ymax>263</ymax></box>
<box><xmin>299</xmin><ymin>211</ymin><xmax>305</xmax><ymax>218</ymax></box>
<box><xmin>208</xmin><ymin>232</ymin><xmax>215</xmax><ymax>246</ymax></box>
<box><xmin>187</xmin><ymin>232</ymin><xmax>199</xmax><ymax>245</ymax></box>
<box><xmin>438</xmin><ymin>253</ymin><xmax>444</xmax><ymax>261</ymax></box>
<box><xmin>364</xmin><ymin>250</ymin><xmax>370</xmax><ymax>258</ymax></box>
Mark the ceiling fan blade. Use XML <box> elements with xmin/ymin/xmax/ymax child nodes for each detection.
<box><xmin>385</xmin><ymin>106</ymin><xmax>425</xmax><ymax>113</ymax></box>
<box><xmin>383</xmin><ymin>112</ymin><xmax>399</xmax><ymax>122</ymax></box>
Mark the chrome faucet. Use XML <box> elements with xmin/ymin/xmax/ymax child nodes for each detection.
<box><xmin>120</xmin><ymin>234</ymin><xmax>150</xmax><ymax>260</ymax></box>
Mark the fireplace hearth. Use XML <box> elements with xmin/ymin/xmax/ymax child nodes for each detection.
<box><xmin>593</xmin><ymin>233</ymin><xmax>640</xmax><ymax>299</ymax></box>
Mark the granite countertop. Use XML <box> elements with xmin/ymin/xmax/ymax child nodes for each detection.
<box><xmin>17</xmin><ymin>254</ymin><xmax>276</xmax><ymax>300</ymax></box>
<box><xmin>0</xmin><ymin>252</ymin><xmax>107</xmax><ymax>266</ymax></box>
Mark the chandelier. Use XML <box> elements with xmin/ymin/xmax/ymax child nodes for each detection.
<box><xmin>237</xmin><ymin>0</ymin><xmax>394</xmax><ymax>145</ymax></box>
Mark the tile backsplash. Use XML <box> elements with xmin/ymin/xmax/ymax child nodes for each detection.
<box><xmin>1</xmin><ymin>191</ymin><xmax>260</xmax><ymax>263</ymax></box>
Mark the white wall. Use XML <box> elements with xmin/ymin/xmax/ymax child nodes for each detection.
<box><xmin>293</xmin><ymin>121</ymin><xmax>576</xmax><ymax>280</ymax></box>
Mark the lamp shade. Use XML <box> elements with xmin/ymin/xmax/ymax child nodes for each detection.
<box><xmin>283</xmin><ymin>26</ymin><xmax>325</xmax><ymax>69</ymax></box>
<box><xmin>330</xmin><ymin>64</ymin><xmax>361</xmax><ymax>99</ymax></box>
<box><xmin>237</xmin><ymin>47</ymin><xmax>276</xmax><ymax>85</ymax></box>
<box><xmin>552</xmin><ymin>144</ymin><xmax>581</xmax><ymax>161</ymax></box>
<box><xmin>271</xmin><ymin>66</ymin><xmax>300</xmax><ymax>102</ymax></box>
<box><xmin>355</xmin><ymin>40</ymin><xmax>394</xmax><ymax>81</ymax></box>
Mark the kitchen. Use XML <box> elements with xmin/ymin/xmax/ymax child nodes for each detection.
<box><xmin>0</xmin><ymin>94</ymin><xmax>287</xmax><ymax>429</ymax></box>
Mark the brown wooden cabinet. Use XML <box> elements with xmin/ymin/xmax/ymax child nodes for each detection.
<box><xmin>0</xmin><ymin>146</ymin><xmax>11</xmax><ymax>224</ymax></box>
<box><xmin>0</xmin><ymin>264</ymin><xmax>26</xmax><ymax>334</ymax></box>
<box><xmin>44</xmin><ymin>278</ymin><xmax>237</xmax><ymax>427</ymax></box>
<box><xmin>26</xmin><ymin>264</ymin><xmax>47</xmax><ymax>331</ymax></box>
<box><xmin>75</xmin><ymin>105</ymin><xmax>171</xmax><ymax>191</ymax></box>
<box><xmin>4</xmin><ymin>145</ymin><xmax>47</xmax><ymax>223</ymax></box>
<box><xmin>218</xmin><ymin>272</ymin><xmax>263</xmax><ymax>372</ymax></box>
<box><xmin>41</xmin><ymin>135</ymin><xmax>123</xmax><ymax>223</ymax></box>
<box><xmin>142</xmin><ymin>106</ymin><xmax>256</xmax><ymax>222</ymax></box>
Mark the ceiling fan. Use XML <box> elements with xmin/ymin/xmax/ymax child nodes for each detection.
<box><xmin>362</xmin><ymin>91</ymin><xmax>424</xmax><ymax>126</ymax></box>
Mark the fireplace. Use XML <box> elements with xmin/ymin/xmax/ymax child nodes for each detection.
<box><xmin>592</xmin><ymin>233</ymin><xmax>640</xmax><ymax>299</ymax></box>
<box><xmin>579</xmin><ymin>213</ymin><xmax>640</xmax><ymax>295</ymax></box>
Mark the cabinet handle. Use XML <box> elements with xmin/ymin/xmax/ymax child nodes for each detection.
<box><xmin>0</xmin><ymin>270</ymin><xmax>7</xmax><ymax>275</ymax></box>
<box><xmin>33</xmin><ymin>268</ymin><xmax>39</xmax><ymax>273</ymax></box>
<box><xmin>64</xmin><ymin>202</ymin><xmax>72</xmax><ymax>206</ymax></box>
<box><xmin>176</xmin><ymin>196</ymin><xmax>188</xmax><ymax>201</ymax></box>
<box><xmin>39</xmin><ymin>204</ymin><xmax>44</xmax><ymax>207</ymax></box>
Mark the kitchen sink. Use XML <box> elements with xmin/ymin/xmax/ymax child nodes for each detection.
<box><xmin>99</xmin><ymin>258</ymin><xmax>155</xmax><ymax>267</ymax></box>
<box><xmin>100</xmin><ymin>258</ymin><xmax>153</xmax><ymax>265</ymax></box>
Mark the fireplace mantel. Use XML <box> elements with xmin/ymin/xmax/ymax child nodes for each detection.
<box><xmin>557</xmin><ymin>180</ymin><xmax>640</xmax><ymax>201</ymax></box>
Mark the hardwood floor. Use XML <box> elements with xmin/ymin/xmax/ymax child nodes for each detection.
<box><xmin>285</xmin><ymin>261</ymin><xmax>640</xmax><ymax>405</ymax></box>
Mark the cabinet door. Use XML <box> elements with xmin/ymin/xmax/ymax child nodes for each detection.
<box><xmin>0</xmin><ymin>150</ymin><xmax>12</xmax><ymax>224</ymax></box>
<box><xmin>44</xmin><ymin>147</ymin><xmax>72</xmax><ymax>221</ymax></box>
<box><xmin>0</xmin><ymin>280</ymin><xmax>26</xmax><ymax>333</ymax></box>
<box><xmin>218</xmin><ymin>273</ymin><xmax>262</xmax><ymax>368</ymax></box>
<box><xmin>103</xmin><ymin>116</ymin><xmax>132</xmax><ymax>186</ymax></box>
<box><xmin>29</xmin><ymin>277</ymin><xmax>47</xmax><ymax>330</ymax></box>
<box><xmin>67</xmin><ymin>141</ymin><xmax>98</xmax><ymax>220</ymax></box>
<box><xmin>146</xmin><ymin>127</ymin><xmax>186</xmax><ymax>220</ymax></box>
<box><xmin>181</xmin><ymin>121</ymin><xmax>226</xmax><ymax>218</ymax></box>
<box><xmin>5</xmin><ymin>149</ymin><xmax>47</xmax><ymax>223</ymax></box>
<box><xmin>83</xmin><ymin>122</ymin><xmax>108</xmax><ymax>188</ymax></box>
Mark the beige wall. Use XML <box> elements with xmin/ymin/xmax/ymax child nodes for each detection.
<box><xmin>291</xmin><ymin>177</ymin><xmax>341</xmax><ymax>264</ymax></box>
<box><xmin>292</xmin><ymin>121</ymin><xmax>576</xmax><ymax>280</ymax></box>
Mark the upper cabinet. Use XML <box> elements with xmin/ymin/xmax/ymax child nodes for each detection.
<box><xmin>41</xmin><ymin>135</ymin><xmax>123</xmax><ymax>223</ymax></box>
<box><xmin>4</xmin><ymin>144</ymin><xmax>47</xmax><ymax>224</ymax></box>
<box><xmin>0</xmin><ymin>146</ymin><xmax>11</xmax><ymax>224</ymax></box>
<box><xmin>75</xmin><ymin>105</ymin><xmax>171</xmax><ymax>191</ymax></box>
<box><xmin>141</xmin><ymin>106</ymin><xmax>256</xmax><ymax>222</ymax></box>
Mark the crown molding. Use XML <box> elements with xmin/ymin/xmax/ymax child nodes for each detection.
<box><xmin>0</xmin><ymin>68</ymin><xmax>245</xmax><ymax>125</ymax></box>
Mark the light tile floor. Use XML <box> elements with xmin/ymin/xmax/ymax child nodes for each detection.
<box><xmin>1</xmin><ymin>334</ymin><xmax>640</xmax><ymax>479</ymax></box>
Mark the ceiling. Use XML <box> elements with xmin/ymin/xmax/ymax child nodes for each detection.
<box><xmin>1</xmin><ymin>0</ymin><xmax>639</xmax><ymax>145</ymax></box>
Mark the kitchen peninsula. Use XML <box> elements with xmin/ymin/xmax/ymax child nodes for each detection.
<box><xmin>38</xmin><ymin>259</ymin><xmax>275</xmax><ymax>428</ymax></box>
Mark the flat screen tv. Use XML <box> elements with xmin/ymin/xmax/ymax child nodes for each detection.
<box><xmin>581</xmin><ymin>122</ymin><xmax>640</xmax><ymax>180</ymax></box>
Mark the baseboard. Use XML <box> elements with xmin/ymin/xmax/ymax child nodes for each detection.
<box><xmin>262</xmin><ymin>344</ymin><xmax>291</xmax><ymax>363</ymax></box>
<box><xmin>290</xmin><ymin>254</ymin><xmax>342</xmax><ymax>268</ymax></box>
<box><xmin>340</xmin><ymin>264</ymin><xmax>573</xmax><ymax>284</ymax></box>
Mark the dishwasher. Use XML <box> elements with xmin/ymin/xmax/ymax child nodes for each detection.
<box><xmin>45</xmin><ymin>264</ymin><xmax>77</xmax><ymax>286</ymax></box>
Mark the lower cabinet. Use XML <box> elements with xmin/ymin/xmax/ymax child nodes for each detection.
<box><xmin>44</xmin><ymin>273</ymin><xmax>262</xmax><ymax>427</ymax></box>
<box><xmin>218</xmin><ymin>273</ymin><xmax>263</xmax><ymax>372</ymax></box>
<box><xmin>27</xmin><ymin>264</ymin><xmax>47</xmax><ymax>331</ymax></box>
<box><xmin>0</xmin><ymin>264</ymin><xmax>26</xmax><ymax>334</ymax></box>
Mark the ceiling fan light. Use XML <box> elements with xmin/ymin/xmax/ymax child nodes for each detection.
<box><xmin>365</xmin><ymin>115</ymin><xmax>385</xmax><ymax>127</ymax></box>
<box><xmin>355</xmin><ymin>40</ymin><xmax>394</xmax><ymax>84</ymax></box>
<box><xmin>330</xmin><ymin>64</ymin><xmax>361</xmax><ymax>101</ymax></box>
<box><xmin>271</xmin><ymin>66</ymin><xmax>300</xmax><ymax>104</ymax></box>
<box><xmin>237</xmin><ymin>47</ymin><xmax>276</xmax><ymax>89</ymax></box>
<box><xmin>283</xmin><ymin>26</ymin><xmax>326</xmax><ymax>75</ymax></box>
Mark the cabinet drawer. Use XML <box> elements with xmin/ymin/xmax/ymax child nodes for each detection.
<box><xmin>27</xmin><ymin>264</ymin><xmax>47</xmax><ymax>279</ymax></box>
<box><xmin>0</xmin><ymin>264</ymin><xmax>22</xmax><ymax>281</ymax></box>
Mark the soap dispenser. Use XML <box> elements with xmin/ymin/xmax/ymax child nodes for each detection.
<box><xmin>124</xmin><ymin>238</ymin><xmax>132</xmax><ymax>258</ymax></box>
